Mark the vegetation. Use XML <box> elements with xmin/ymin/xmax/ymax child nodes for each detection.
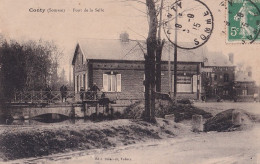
<box><xmin>144</xmin><ymin>0</ymin><xmax>165</xmax><ymax>122</ymax></box>
<box><xmin>0</xmin><ymin>37</ymin><xmax>65</xmax><ymax>102</ymax></box>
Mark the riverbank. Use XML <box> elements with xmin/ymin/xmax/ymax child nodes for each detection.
<box><xmin>0</xmin><ymin>118</ymin><xmax>186</xmax><ymax>161</ymax></box>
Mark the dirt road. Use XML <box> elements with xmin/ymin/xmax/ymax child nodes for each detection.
<box><xmin>11</xmin><ymin>124</ymin><xmax>259</xmax><ymax>164</ymax></box>
<box><xmin>5</xmin><ymin>102</ymin><xmax>260</xmax><ymax>164</ymax></box>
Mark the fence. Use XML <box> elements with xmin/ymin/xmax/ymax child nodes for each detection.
<box><xmin>12</xmin><ymin>91</ymin><xmax>103</xmax><ymax>103</ymax></box>
<box><xmin>13</xmin><ymin>91</ymin><xmax>76</xmax><ymax>103</ymax></box>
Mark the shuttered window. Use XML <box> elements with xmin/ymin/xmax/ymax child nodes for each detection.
<box><xmin>193</xmin><ymin>75</ymin><xmax>197</xmax><ymax>93</ymax></box>
<box><xmin>103</xmin><ymin>74</ymin><xmax>121</xmax><ymax>92</ymax></box>
<box><xmin>103</xmin><ymin>74</ymin><xmax>108</xmax><ymax>91</ymax></box>
<box><xmin>116</xmin><ymin>74</ymin><xmax>121</xmax><ymax>92</ymax></box>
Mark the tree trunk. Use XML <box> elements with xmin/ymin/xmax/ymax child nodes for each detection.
<box><xmin>147</xmin><ymin>39</ymin><xmax>156</xmax><ymax>122</ymax></box>
<box><xmin>144</xmin><ymin>55</ymin><xmax>151</xmax><ymax>120</ymax></box>
<box><xmin>145</xmin><ymin>0</ymin><xmax>158</xmax><ymax>122</ymax></box>
<box><xmin>156</xmin><ymin>40</ymin><xmax>165</xmax><ymax>92</ymax></box>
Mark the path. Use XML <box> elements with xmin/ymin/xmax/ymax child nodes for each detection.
<box><xmin>11</xmin><ymin>124</ymin><xmax>260</xmax><ymax>164</ymax></box>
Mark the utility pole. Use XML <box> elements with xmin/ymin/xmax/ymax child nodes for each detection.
<box><xmin>173</xmin><ymin>0</ymin><xmax>178</xmax><ymax>101</ymax></box>
<box><xmin>158</xmin><ymin>0</ymin><xmax>163</xmax><ymax>40</ymax></box>
<box><xmin>167</xmin><ymin>6</ymin><xmax>172</xmax><ymax>97</ymax></box>
<box><xmin>156</xmin><ymin>0</ymin><xmax>164</xmax><ymax>93</ymax></box>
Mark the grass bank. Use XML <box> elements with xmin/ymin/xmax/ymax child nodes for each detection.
<box><xmin>0</xmin><ymin>119</ymin><xmax>183</xmax><ymax>161</ymax></box>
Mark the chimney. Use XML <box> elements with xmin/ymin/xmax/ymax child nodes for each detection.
<box><xmin>248</xmin><ymin>71</ymin><xmax>252</xmax><ymax>77</ymax></box>
<box><xmin>120</xmin><ymin>32</ymin><xmax>129</xmax><ymax>42</ymax></box>
<box><xmin>228</xmin><ymin>53</ymin><xmax>234</xmax><ymax>64</ymax></box>
<box><xmin>246</xmin><ymin>66</ymin><xmax>252</xmax><ymax>77</ymax></box>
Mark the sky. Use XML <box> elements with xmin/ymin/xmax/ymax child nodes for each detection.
<box><xmin>0</xmin><ymin>0</ymin><xmax>260</xmax><ymax>84</ymax></box>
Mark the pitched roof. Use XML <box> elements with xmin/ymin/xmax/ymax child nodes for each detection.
<box><xmin>203</xmin><ymin>51</ymin><xmax>234</xmax><ymax>67</ymax></box>
<box><xmin>72</xmin><ymin>38</ymin><xmax>234</xmax><ymax>67</ymax></box>
<box><xmin>74</xmin><ymin>39</ymin><xmax>204</xmax><ymax>63</ymax></box>
<box><xmin>78</xmin><ymin>39</ymin><xmax>145</xmax><ymax>61</ymax></box>
<box><xmin>235</xmin><ymin>71</ymin><xmax>255</xmax><ymax>82</ymax></box>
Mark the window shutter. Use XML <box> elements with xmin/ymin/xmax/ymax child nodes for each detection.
<box><xmin>75</xmin><ymin>76</ymin><xmax>77</xmax><ymax>92</ymax></box>
<box><xmin>116</xmin><ymin>74</ymin><xmax>121</xmax><ymax>92</ymax></box>
<box><xmin>85</xmin><ymin>72</ymin><xmax>88</xmax><ymax>89</ymax></box>
<box><xmin>103</xmin><ymin>74</ymin><xmax>108</xmax><ymax>91</ymax></box>
<box><xmin>171</xmin><ymin>75</ymin><xmax>174</xmax><ymax>92</ymax></box>
<box><xmin>193</xmin><ymin>75</ymin><xmax>197</xmax><ymax>93</ymax></box>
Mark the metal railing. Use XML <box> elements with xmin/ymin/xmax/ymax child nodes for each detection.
<box><xmin>13</xmin><ymin>91</ymin><xmax>76</xmax><ymax>103</ymax></box>
<box><xmin>12</xmin><ymin>91</ymin><xmax>103</xmax><ymax>103</ymax></box>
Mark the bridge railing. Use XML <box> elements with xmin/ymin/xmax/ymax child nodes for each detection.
<box><xmin>12</xmin><ymin>91</ymin><xmax>104</xmax><ymax>103</ymax></box>
<box><xmin>13</xmin><ymin>91</ymin><xmax>76</xmax><ymax>103</ymax></box>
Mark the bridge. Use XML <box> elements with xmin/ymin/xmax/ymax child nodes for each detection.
<box><xmin>23</xmin><ymin>106</ymin><xmax>75</xmax><ymax>118</ymax></box>
<box><xmin>8</xmin><ymin>90</ymin><xmax>143</xmax><ymax>119</ymax></box>
<box><xmin>13</xmin><ymin>91</ymin><xmax>76</xmax><ymax>103</ymax></box>
<box><xmin>9</xmin><ymin>91</ymin><xmax>116</xmax><ymax>119</ymax></box>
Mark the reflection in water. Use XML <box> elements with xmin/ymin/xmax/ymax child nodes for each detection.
<box><xmin>33</xmin><ymin>113</ymin><xmax>69</xmax><ymax>123</ymax></box>
<box><xmin>9</xmin><ymin>119</ymin><xmax>90</xmax><ymax>126</ymax></box>
<box><xmin>1</xmin><ymin>113</ymin><xmax>90</xmax><ymax>126</ymax></box>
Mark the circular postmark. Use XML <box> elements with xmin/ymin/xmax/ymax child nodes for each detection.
<box><xmin>226</xmin><ymin>0</ymin><xmax>260</xmax><ymax>44</ymax></box>
<box><xmin>163</xmin><ymin>0</ymin><xmax>214</xmax><ymax>50</ymax></box>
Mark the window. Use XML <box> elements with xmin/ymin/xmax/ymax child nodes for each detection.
<box><xmin>103</xmin><ymin>74</ymin><xmax>121</xmax><ymax>92</ymax></box>
<box><xmin>172</xmin><ymin>75</ymin><xmax>192</xmax><ymax>93</ymax></box>
<box><xmin>177</xmin><ymin>76</ymin><xmax>192</xmax><ymax>84</ymax></box>
<box><xmin>223</xmin><ymin>90</ymin><xmax>229</xmax><ymax>95</ymax></box>
<box><xmin>214</xmin><ymin>74</ymin><xmax>217</xmax><ymax>80</ymax></box>
<box><xmin>242</xmin><ymin>89</ymin><xmax>247</xmax><ymax>95</ymax></box>
<box><xmin>224</xmin><ymin>74</ymin><xmax>229</xmax><ymax>82</ymax></box>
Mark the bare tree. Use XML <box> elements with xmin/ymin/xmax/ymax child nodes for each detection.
<box><xmin>119</xmin><ymin>0</ymin><xmax>166</xmax><ymax>122</ymax></box>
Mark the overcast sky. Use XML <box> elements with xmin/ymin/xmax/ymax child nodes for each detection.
<box><xmin>0</xmin><ymin>0</ymin><xmax>260</xmax><ymax>84</ymax></box>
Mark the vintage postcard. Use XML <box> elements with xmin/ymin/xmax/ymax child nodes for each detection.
<box><xmin>0</xmin><ymin>0</ymin><xmax>260</xmax><ymax>163</ymax></box>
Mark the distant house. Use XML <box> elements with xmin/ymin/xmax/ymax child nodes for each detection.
<box><xmin>71</xmin><ymin>38</ymin><xmax>203</xmax><ymax>102</ymax></box>
<box><xmin>234</xmin><ymin>70</ymin><xmax>258</xmax><ymax>101</ymax></box>
<box><xmin>201</xmin><ymin>52</ymin><xmax>236</xmax><ymax>100</ymax></box>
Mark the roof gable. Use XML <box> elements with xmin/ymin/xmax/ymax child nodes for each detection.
<box><xmin>72</xmin><ymin>43</ymin><xmax>79</xmax><ymax>65</ymax></box>
<box><xmin>203</xmin><ymin>51</ymin><xmax>234</xmax><ymax>67</ymax></box>
<box><xmin>235</xmin><ymin>72</ymin><xmax>255</xmax><ymax>82</ymax></box>
<box><xmin>75</xmin><ymin>38</ymin><xmax>205</xmax><ymax>63</ymax></box>
<box><xmin>72</xmin><ymin>38</ymin><xmax>235</xmax><ymax>67</ymax></box>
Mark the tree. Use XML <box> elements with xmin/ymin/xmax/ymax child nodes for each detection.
<box><xmin>0</xmin><ymin>41</ymin><xmax>27</xmax><ymax>101</ymax></box>
<box><xmin>0</xmin><ymin>38</ymin><xmax>63</xmax><ymax>102</ymax></box>
<box><xmin>144</xmin><ymin>0</ymin><xmax>165</xmax><ymax>122</ymax></box>
<box><xmin>123</xmin><ymin>0</ymin><xmax>165</xmax><ymax>122</ymax></box>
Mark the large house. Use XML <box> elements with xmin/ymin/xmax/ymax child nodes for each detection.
<box><xmin>71</xmin><ymin>36</ymin><xmax>242</xmax><ymax>102</ymax></box>
<box><xmin>201</xmin><ymin>52</ymin><xmax>236</xmax><ymax>100</ymax></box>
<box><xmin>234</xmin><ymin>69</ymin><xmax>258</xmax><ymax>101</ymax></box>
<box><xmin>72</xmin><ymin>38</ymin><xmax>203</xmax><ymax>102</ymax></box>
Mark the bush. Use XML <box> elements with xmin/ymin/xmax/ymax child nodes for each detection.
<box><xmin>123</xmin><ymin>100</ymin><xmax>212</xmax><ymax>122</ymax></box>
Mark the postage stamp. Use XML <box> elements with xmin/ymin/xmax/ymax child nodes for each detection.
<box><xmin>227</xmin><ymin>0</ymin><xmax>260</xmax><ymax>43</ymax></box>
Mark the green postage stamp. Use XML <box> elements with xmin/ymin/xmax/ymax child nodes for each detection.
<box><xmin>227</xmin><ymin>0</ymin><xmax>260</xmax><ymax>43</ymax></box>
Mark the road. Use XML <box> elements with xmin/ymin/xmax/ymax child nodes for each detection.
<box><xmin>194</xmin><ymin>102</ymin><xmax>260</xmax><ymax>116</ymax></box>
<box><xmin>14</xmin><ymin>125</ymin><xmax>260</xmax><ymax>164</ymax></box>
<box><xmin>6</xmin><ymin>102</ymin><xmax>260</xmax><ymax>164</ymax></box>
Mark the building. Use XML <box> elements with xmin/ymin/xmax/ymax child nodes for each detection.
<box><xmin>201</xmin><ymin>52</ymin><xmax>236</xmax><ymax>100</ymax></box>
<box><xmin>234</xmin><ymin>69</ymin><xmax>258</xmax><ymax>101</ymax></box>
<box><xmin>71</xmin><ymin>38</ymin><xmax>203</xmax><ymax>102</ymax></box>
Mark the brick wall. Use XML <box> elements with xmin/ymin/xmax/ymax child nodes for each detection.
<box><xmin>74</xmin><ymin>60</ymin><xmax>201</xmax><ymax>101</ymax></box>
<box><xmin>90</xmin><ymin>61</ymin><xmax>200</xmax><ymax>100</ymax></box>
<box><xmin>93</xmin><ymin>69</ymin><xmax>145</xmax><ymax>100</ymax></box>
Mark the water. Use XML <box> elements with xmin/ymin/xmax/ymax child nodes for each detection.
<box><xmin>0</xmin><ymin>113</ymin><xmax>90</xmax><ymax>126</ymax></box>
